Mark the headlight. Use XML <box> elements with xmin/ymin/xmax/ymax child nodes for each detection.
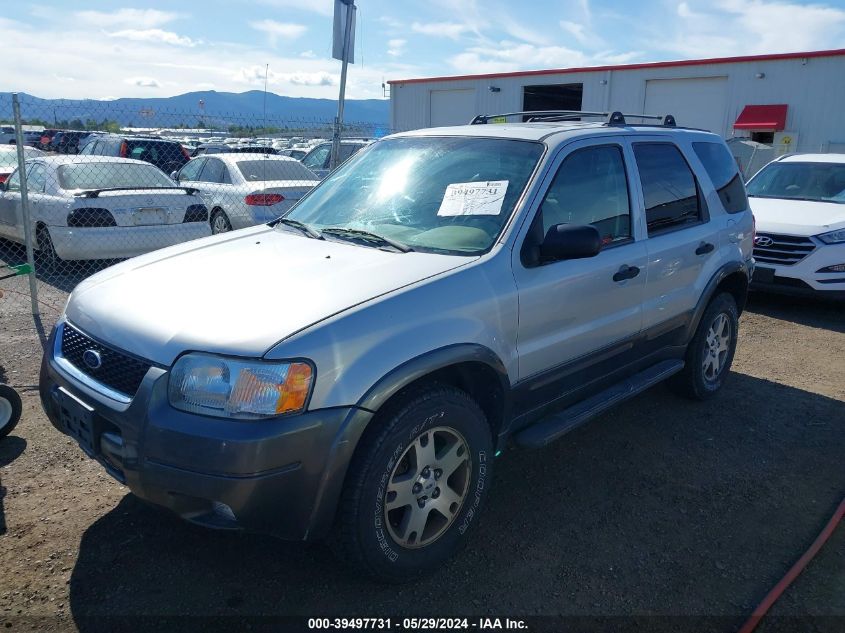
<box><xmin>168</xmin><ymin>353</ymin><xmax>314</xmax><ymax>419</ymax></box>
<box><xmin>818</xmin><ymin>229</ymin><xmax>845</xmax><ymax>244</ymax></box>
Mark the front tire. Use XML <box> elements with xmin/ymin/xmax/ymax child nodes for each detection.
<box><xmin>334</xmin><ymin>385</ymin><xmax>493</xmax><ymax>583</ymax></box>
<box><xmin>669</xmin><ymin>292</ymin><xmax>739</xmax><ymax>400</ymax></box>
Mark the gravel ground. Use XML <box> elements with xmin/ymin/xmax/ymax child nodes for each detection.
<box><xmin>0</xmin><ymin>260</ymin><xmax>843</xmax><ymax>632</ymax></box>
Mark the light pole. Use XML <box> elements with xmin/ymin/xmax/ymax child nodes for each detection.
<box><xmin>330</xmin><ymin>0</ymin><xmax>355</xmax><ymax>170</ymax></box>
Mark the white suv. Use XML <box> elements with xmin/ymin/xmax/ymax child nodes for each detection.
<box><xmin>747</xmin><ymin>153</ymin><xmax>845</xmax><ymax>300</ymax></box>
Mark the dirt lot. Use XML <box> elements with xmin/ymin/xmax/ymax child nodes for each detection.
<box><xmin>0</xmin><ymin>265</ymin><xmax>843</xmax><ymax>631</ymax></box>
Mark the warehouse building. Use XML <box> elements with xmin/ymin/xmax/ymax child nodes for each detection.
<box><xmin>388</xmin><ymin>48</ymin><xmax>845</xmax><ymax>158</ymax></box>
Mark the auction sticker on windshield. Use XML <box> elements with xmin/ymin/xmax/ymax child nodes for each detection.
<box><xmin>438</xmin><ymin>180</ymin><xmax>509</xmax><ymax>216</ymax></box>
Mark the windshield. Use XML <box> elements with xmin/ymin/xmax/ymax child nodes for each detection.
<box><xmin>58</xmin><ymin>162</ymin><xmax>177</xmax><ymax>190</ymax></box>
<box><xmin>285</xmin><ymin>136</ymin><xmax>544</xmax><ymax>255</ymax></box>
<box><xmin>236</xmin><ymin>159</ymin><xmax>317</xmax><ymax>182</ymax></box>
<box><xmin>747</xmin><ymin>161</ymin><xmax>845</xmax><ymax>204</ymax></box>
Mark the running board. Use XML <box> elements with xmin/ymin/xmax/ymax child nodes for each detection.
<box><xmin>513</xmin><ymin>359</ymin><xmax>685</xmax><ymax>449</ymax></box>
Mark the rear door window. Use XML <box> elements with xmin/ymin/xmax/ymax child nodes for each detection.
<box><xmin>633</xmin><ymin>143</ymin><xmax>702</xmax><ymax>235</ymax></box>
<box><xmin>27</xmin><ymin>163</ymin><xmax>48</xmax><ymax>193</ymax></box>
<box><xmin>178</xmin><ymin>158</ymin><xmax>206</xmax><ymax>182</ymax></box>
<box><xmin>693</xmin><ymin>142</ymin><xmax>748</xmax><ymax>214</ymax></box>
<box><xmin>199</xmin><ymin>158</ymin><xmax>228</xmax><ymax>183</ymax></box>
<box><xmin>303</xmin><ymin>145</ymin><xmax>330</xmax><ymax>170</ymax></box>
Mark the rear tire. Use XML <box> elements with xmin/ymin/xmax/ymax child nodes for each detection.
<box><xmin>0</xmin><ymin>384</ymin><xmax>22</xmax><ymax>440</ymax></box>
<box><xmin>36</xmin><ymin>225</ymin><xmax>62</xmax><ymax>275</ymax></box>
<box><xmin>210</xmin><ymin>209</ymin><xmax>232</xmax><ymax>234</ymax></box>
<box><xmin>668</xmin><ymin>292</ymin><xmax>739</xmax><ymax>400</ymax></box>
<box><xmin>333</xmin><ymin>384</ymin><xmax>493</xmax><ymax>583</ymax></box>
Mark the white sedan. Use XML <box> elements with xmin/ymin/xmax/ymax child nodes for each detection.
<box><xmin>0</xmin><ymin>156</ymin><xmax>211</xmax><ymax>268</ymax></box>
<box><xmin>173</xmin><ymin>153</ymin><xmax>320</xmax><ymax>233</ymax></box>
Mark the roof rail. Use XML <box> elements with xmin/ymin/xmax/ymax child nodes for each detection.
<box><xmin>469</xmin><ymin>110</ymin><xmax>676</xmax><ymax>127</ymax></box>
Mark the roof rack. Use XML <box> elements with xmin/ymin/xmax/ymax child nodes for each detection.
<box><xmin>469</xmin><ymin>110</ymin><xmax>676</xmax><ymax>127</ymax></box>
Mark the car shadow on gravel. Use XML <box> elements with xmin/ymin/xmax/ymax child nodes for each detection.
<box><xmin>745</xmin><ymin>292</ymin><xmax>845</xmax><ymax>334</ymax></box>
<box><xmin>67</xmin><ymin>372</ymin><xmax>844</xmax><ymax>631</ymax></box>
<box><xmin>0</xmin><ymin>238</ymin><xmax>118</xmax><ymax>294</ymax></box>
<box><xmin>0</xmin><ymin>437</ymin><xmax>27</xmax><ymax>536</ymax></box>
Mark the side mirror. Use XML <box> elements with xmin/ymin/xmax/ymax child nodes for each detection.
<box><xmin>539</xmin><ymin>223</ymin><xmax>602</xmax><ymax>262</ymax></box>
<box><xmin>170</xmin><ymin>171</ymin><xmax>179</xmax><ymax>181</ymax></box>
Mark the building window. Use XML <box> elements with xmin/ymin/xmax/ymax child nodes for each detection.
<box><xmin>751</xmin><ymin>131</ymin><xmax>775</xmax><ymax>144</ymax></box>
<box><xmin>522</xmin><ymin>84</ymin><xmax>583</xmax><ymax>121</ymax></box>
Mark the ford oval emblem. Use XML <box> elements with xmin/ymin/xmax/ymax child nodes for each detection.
<box><xmin>82</xmin><ymin>349</ymin><xmax>103</xmax><ymax>370</ymax></box>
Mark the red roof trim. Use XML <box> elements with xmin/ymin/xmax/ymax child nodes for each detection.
<box><xmin>734</xmin><ymin>104</ymin><xmax>788</xmax><ymax>130</ymax></box>
<box><xmin>387</xmin><ymin>48</ymin><xmax>845</xmax><ymax>85</ymax></box>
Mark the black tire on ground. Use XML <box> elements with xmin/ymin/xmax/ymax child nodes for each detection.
<box><xmin>333</xmin><ymin>384</ymin><xmax>494</xmax><ymax>583</ymax></box>
<box><xmin>0</xmin><ymin>384</ymin><xmax>22</xmax><ymax>440</ymax></box>
<box><xmin>36</xmin><ymin>225</ymin><xmax>61</xmax><ymax>275</ymax></box>
<box><xmin>668</xmin><ymin>292</ymin><xmax>739</xmax><ymax>400</ymax></box>
<box><xmin>210</xmin><ymin>209</ymin><xmax>232</xmax><ymax>234</ymax></box>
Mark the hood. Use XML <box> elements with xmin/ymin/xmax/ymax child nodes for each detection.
<box><xmin>749</xmin><ymin>196</ymin><xmax>845</xmax><ymax>236</ymax></box>
<box><xmin>66</xmin><ymin>226</ymin><xmax>474</xmax><ymax>365</ymax></box>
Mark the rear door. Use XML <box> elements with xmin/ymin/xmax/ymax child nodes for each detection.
<box><xmin>513</xmin><ymin>137</ymin><xmax>647</xmax><ymax>387</ymax></box>
<box><xmin>631</xmin><ymin>139</ymin><xmax>721</xmax><ymax>331</ymax></box>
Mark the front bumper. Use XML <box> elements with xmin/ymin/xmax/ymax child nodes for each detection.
<box><xmin>49</xmin><ymin>223</ymin><xmax>210</xmax><ymax>260</ymax></box>
<box><xmin>39</xmin><ymin>323</ymin><xmax>370</xmax><ymax>540</ymax></box>
<box><xmin>751</xmin><ymin>241</ymin><xmax>845</xmax><ymax>299</ymax></box>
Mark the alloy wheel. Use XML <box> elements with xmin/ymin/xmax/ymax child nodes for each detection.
<box><xmin>702</xmin><ymin>312</ymin><xmax>731</xmax><ymax>382</ymax></box>
<box><xmin>384</xmin><ymin>426</ymin><xmax>471</xmax><ymax>549</ymax></box>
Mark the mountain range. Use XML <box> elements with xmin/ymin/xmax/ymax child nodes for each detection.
<box><xmin>1</xmin><ymin>90</ymin><xmax>390</xmax><ymax>130</ymax></box>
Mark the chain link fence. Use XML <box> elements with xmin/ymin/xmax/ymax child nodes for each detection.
<box><xmin>0</xmin><ymin>92</ymin><xmax>388</xmax><ymax>384</ymax></box>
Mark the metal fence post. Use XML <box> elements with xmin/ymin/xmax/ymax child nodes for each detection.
<box><xmin>12</xmin><ymin>93</ymin><xmax>40</xmax><ymax>317</ymax></box>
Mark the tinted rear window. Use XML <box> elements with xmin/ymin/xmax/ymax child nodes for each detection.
<box><xmin>58</xmin><ymin>162</ymin><xmax>176</xmax><ymax>190</ymax></box>
<box><xmin>236</xmin><ymin>159</ymin><xmax>317</xmax><ymax>182</ymax></box>
<box><xmin>693</xmin><ymin>142</ymin><xmax>748</xmax><ymax>214</ymax></box>
<box><xmin>126</xmin><ymin>141</ymin><xmax>184</xmax><ymax>163</ymax></box>
<box><xmin>633</xmin><ymin>143</ymin><xmax>702</xmax><ymax>234</ymax></box>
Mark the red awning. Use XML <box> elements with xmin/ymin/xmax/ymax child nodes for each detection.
<box><xmin>734</xmin><ymin>104</ymin><xmax>788</xmax><ymax>130</ymax></box>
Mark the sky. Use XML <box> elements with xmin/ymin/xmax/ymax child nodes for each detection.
<box><xmin>1</xmin><ymin>0</ymin><xmax>845</xmax><ymax>101</ymax></box>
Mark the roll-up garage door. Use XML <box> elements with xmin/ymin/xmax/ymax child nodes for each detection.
<box><xmin>430</xmin><ymin>89</ymin><xmax>476</xmax><ymax>127</ymax></box>
<box><xmin>644</xmin><ymin>77</ymin><xmax>728</xmax><ymax>135</ymax></box>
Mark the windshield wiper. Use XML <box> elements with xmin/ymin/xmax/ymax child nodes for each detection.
<box><xmin>321</xmin><ymin>227</ymin><xmax>414</xmax><ymax>253</ymax></box>
<box><xmin>274</xmin><ymin>217</ymin><xmax>323</xmax><ymax>239</ymax></box>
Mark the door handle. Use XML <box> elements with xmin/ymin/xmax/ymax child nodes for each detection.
<box><xmin>695</xmin><ymin>241</ymin><xmax>715</xmax><ymax>255</ymax></box>
<box><xmin>613</xmin><ymin>265</ymin><xmax>640</xmax><ymax>282</ymax></box>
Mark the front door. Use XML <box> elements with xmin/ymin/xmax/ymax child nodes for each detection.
<box><xmin>512</xmin><ymin>137</ymin><xmax>647</xmax><ymax>384</ymax></box>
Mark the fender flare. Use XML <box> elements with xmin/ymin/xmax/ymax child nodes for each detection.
<box><xmin>683</xmin><ymin>260</ymin><xmax>750</xmax><ymax>343</ymax></box>
<box><xmin>304</xmin><ymin>344</ymin><xmax>511</xmax><ymax>540</ymax></box>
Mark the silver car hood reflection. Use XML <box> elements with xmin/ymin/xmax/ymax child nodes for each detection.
<box><xmin>66</xmin><ymin>225</ymin><xmax>474</xmax><ymax>365</ymax></box>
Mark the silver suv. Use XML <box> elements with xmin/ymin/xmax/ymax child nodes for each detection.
<box><xmin>40</xmin><ymin>111</ymin><xmax>754</xmax><ymax>582</ymax></box>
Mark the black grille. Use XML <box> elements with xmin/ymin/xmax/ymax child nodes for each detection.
<box><xmin>753</xmin><ymin>233</ymin><xmax>816</xmax><ymax>266</ymax></box>
<box><xmin>61</xmin><ymin>324</ymin><xmax>151</xmax><ymax>397</ymax></box>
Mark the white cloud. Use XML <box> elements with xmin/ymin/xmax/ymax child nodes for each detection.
<box><xmin>387</xmin><ymin>38</ymin><xmax>407</xmax><ymax>57</ymax></box>
<box><xmin>109</xmin><ymin>28</ymin><xmax>199</xmax><ymax>47</ymax></box>
<box><xmin>560</xmin><ymin>21</ymin><xmax>590</xmax><ymax>45</ymax></box>
<box><xmin>411</xmin><ymin>21</ymin><xmax>472</xmax><ymax>39</ymax></box>
<box><xmin>450</xmin><ymin>41</ymin><xmax>644</xmax><ymax>74</ymax></box>
<box><xmin>254</xmin><ymin>0</ymin><xmax>333</xmax><ymax>17</ymax></box>
<box><xmin>664</xmin><ymin>0</ymin><xmax>845</xmax><ymax>57</ymax></box>
<box><xmin>300</xmin><ymin>50</ymin><xmax>317</xmax><ymax>58</ymax></box>
<box><xmin>249</xmin><ymin>19</ymin><xmax>307</xmax><ymax>46</ymax></box>
<box><xmin>75</xmin><ymin>9</ymin><xmax>179</xmax><ymax>29</ymax></box>
<box><xmin>286</xmin><ymin>72</ymin><xmax>336</xmax><ymax>86</ymax></box>
<box><xmin>124</xmin><ymin>76</ymin><xmax>161</xmax><ymax>88</ymax></box>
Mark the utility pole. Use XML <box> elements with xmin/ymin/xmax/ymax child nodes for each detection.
<box><xmin>330</xmin><ymin>0</ymin><xmax>355</xmax><ymax>170</ymax></box>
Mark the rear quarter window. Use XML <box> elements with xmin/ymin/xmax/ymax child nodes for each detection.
<box><xmin>693</xmin><ymin>142</ymin><xmax>748</xmax><ymax>214</ymax></box>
